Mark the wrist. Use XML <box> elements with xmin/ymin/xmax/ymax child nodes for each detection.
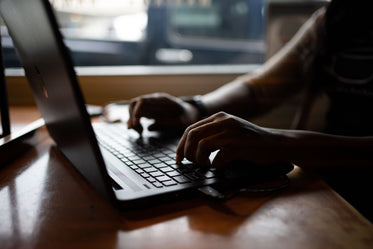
<box><xmin>181</xmin><ymin>95</ymin><xmax>208</xmax><ymax>120</ymax></box>
<box><xmin>266</xmin><ymin>128</ymin><xmax>295</xmax><ymax>162</ymax></box>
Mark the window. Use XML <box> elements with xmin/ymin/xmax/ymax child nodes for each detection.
<box><xmin>1</xmin><ymin>0</ymin><xmax>266</xmax><ymax>67</ymax></box>
<box><xmin>150</xmin><ymin>0</ymin><xmax>266</xmax><ymax>64</ymax></box>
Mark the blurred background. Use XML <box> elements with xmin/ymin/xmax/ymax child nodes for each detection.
<box><xmin>1</xmin><ymin>0</ymin><xmax>327</xmax><ymax>68</ymax></box>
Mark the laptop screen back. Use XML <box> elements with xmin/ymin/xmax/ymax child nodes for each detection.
<box><xmin>0</xmin><ymin>0</ymin><xmax>116</xmax><ymax>202</ymax></box>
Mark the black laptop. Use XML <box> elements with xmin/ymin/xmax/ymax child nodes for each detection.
<box><xmin>0</xmin><ymin>0</ymin><xmax>293</xmax><ymax>208</ymax></box>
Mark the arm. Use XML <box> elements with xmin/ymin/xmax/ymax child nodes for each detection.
<box><xmin>176</xmin><ymin>112</ymin><xmax>373</xmax><ymax>171</ymax></box>
<box><xmin>271</xmin><ymin>128</ymin><xmax>373</xmax><ymax>170</ymax></box>
<box><xmin>200</xmin><ymin>8</ymin><xmax>326</xmax><ymax>118</ymax></box>
<box><xmin>175</xmin><ymin>8</ymin><xmax>373</xmax><ymax>171</ymax></box>
<box><xmin>127</xmin><ymin>8</ymin><xmax>325</xmax><ymax>134</ymax></box>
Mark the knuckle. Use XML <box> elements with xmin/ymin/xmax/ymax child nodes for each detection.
<box><xmin>214</xmin><ymin>111</ymin><xmax>227</xmax><ymax>118</ymax></box>
<box><xmin>129</xmin><ymin>99</ymin><xmax>137</xmax><ymax>109</ymax></box>
<box><xmin>183</xmin><ymin>125</ymin><xmax>193</xmax><ymax>135</ymax></box>
<box><xmin>214</xmin><ymin>112</ymin><xmax>234</xmax><ymax>123</ymax></box>
<box><xmin>187</xmin><ymin>128</ymin><xmax>200</xmax><ymax>141</ymax></box>
<box><xmin>198</xmin><ymin>138</ymin><xmax>209</xmax><ymax>150</ymax></box>
<box><xmin>222</xmin><ymin>115</ymin><xmax>237</xmax><ymax>126</ymax></box>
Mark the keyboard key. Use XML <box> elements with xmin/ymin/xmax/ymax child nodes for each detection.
<box><xmin>153</xmin><ymin>163</ymin><xmax>168</xmax><ymax>168</ymax></box>
<box><xmin>173</xmin><ymin>176</ymin><xmax>191</xmax><ymax>184</ymax></box>
<box><xmin>159</xmin><ymin>166</ymin><xmax>175</xmax><ymax>173</ymax></box>
<box><xmin>128</xmin><ymin>164</ymin><xmax>139</xmax><ymax>170</ymax></box>
<box><xmin>165</xmin><ymin>160</ymin><xmax>176</xmax><ymax>165</ymax></box>
<box><xmin>162</xmin><ymin>180</ymin><xmax>177</xmax><ymax>186</ymax></box>
<box><xmin>186</xmin><ymin>172</ymin><xmax>204</xmax><ymax>180</ymax></box>
<box><xmin>155</xmin><ymin>175</ymin><xmax>172</xmax><ymax>182</ymax></box>
<box><xmin>136</xmin><ymin>163</ymin><xmax>150</xmax><ymax>168</ymax></box>
<box><xmin>153</xmin><ymin>152</ymin><xmax>166</xmax><ymax>158</ymax></box>
<box><xmin>134</xmin><ymin>168</ymin><xmax>144</xmax><ymax>174</ymax></box>
<box><xmin>143</xmin><ymin>155</ymin><xmax>156</xmax><ymax>161</ymax></box>
<box><xmin>203</xmin><ymin>171</ymin><xmax>216</xmax><ymax>179</ymax></box>
<box><xmin>132</xmin><ymin>159</ymin><xmax>147</xmax><ymax>164</ymax></box>
<box><xmin>148</xmin><ymin>159</ymin><xmax>161</xmax><ymax>164</ymax></box>
<box><xmin>140</xmin><ymin>172</ymin><xmax>150</xmax><ymax>178</ymax></box>
<box><xmin>158</xmin><ymin>156</ymin><xmax>170</xmax><ymax>161</ymax></box>
<box><xmin>143</xmin><ymin>167</ymin><xmax>158</xmax><ymax>173</ymax></box>
<box><xmin>150</xmin><ymin>171</ymin><xmax>164</xmax><ymax>178</ymax></box>
<box><xmin>95</xmin><ymin>123</ymin><xmax>213</xmax><ymax>189</ymax></box>
<box><xmin>146</xmin><ymin>177</ymin><xmax>157</xmax><ymax>183</ymax></box>
<box><xmin>166</xmin><ymin>171</ymin><xmax>181</xmax><ymax>177</ymax></box>
<box><xmin>152</xmin><ymin>182</ymin><xmax>163</xmax><ymax>188</ymax></box>
<box><xmin>177</xmin><ymin>167</ymin><xmax>193</xmax><ymax>174</ymax></box>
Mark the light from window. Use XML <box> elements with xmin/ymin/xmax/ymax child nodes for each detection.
<box><xmin>1</xmin><ymin>0</ymin><xmax>266</xmax><ymax>67</ymax></box>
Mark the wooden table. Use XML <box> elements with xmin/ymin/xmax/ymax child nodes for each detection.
<box><xmin>1</xmin><ymin>107</ymin><xmax>373</xmax><ymax>249</ymax></box>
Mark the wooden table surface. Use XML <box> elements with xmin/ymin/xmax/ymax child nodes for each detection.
<box><xmin>1</xmin><ymin>107</ymin><xmax>373</xmax><ymax>249</ymax></box>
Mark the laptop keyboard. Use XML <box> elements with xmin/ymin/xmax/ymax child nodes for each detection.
<box><xmin>94</xmin><ymin>123</ymin><xmax>217</xmax><ymax>189</ymax></box>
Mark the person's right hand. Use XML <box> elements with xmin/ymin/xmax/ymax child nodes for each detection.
<box><xmin>176</xmin><ymin>112</ymin><xmax>283</xmax><ymax>168</ymax></box>
<box><xmin>127</xmin><ymin>93</ymin><xmax>199</xmax><ymax>135</ymax></box>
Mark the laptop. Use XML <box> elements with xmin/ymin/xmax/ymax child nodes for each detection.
<box><xmin>0</xmin><ymin>0</ymin><xmax>293</xmax><ymax>208</ymax></box>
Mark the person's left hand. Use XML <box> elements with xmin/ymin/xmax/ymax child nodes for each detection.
<box><xmin>176</xmin><ymin>112</ymin><xmax>282</xmax><ymax>168</ymax></box>
<box><xmin>127</xmin><ymin>93</ymin><xmax>199</xmax><ymax>135</ymax></box>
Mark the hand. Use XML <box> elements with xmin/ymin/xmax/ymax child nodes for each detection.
<box><xmin>176</xmin><ymin>112</ymin><xmax>282</xmax><ymax>168</ymax></box>
<box><xmin>127</xmin><ymin>93</ymin><xmax>199</xmax><ymax>135</ymax></box>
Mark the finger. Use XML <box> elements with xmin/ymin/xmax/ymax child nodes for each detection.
<box><xmin>127</xmin><ymin>99</ymin><xmax>143</xmax><ymax>134</ymax></box>
<box><xmin>134</xmin><ymin>94</ymin><xmax>183</xmax><ymax>118</ymax></box>
<box><xmin>130</xmin><ymin>97</ymin><xmax>157</xmax><ymax>121</ymax></box>
<box><xmin>127</xmin><ymin>99</ymin><xmax>136</xmax><ymax>129</ymax></box>
<box><xmin>183</xmin><ymin>122</ymin><xmax>226</xmax><ymax>163</ymax></box>
<box><xmin>178</xmin><ymin>114</ymin><xmax>234</xmax><ymax>163</ymax></box>
<box><xmin>176</xmin><ymin>112</ymin><xmax>232</xmax><ymax>163</ymax></box>
<box><xmin>195</xmin><ymin>131</ymin><xmax>226</xmax><ymax>166</ymax></box>
<box><xmin>176</xmin><ymin>116</ymin><xmax>217</xmax><ymax>163</ymax></box>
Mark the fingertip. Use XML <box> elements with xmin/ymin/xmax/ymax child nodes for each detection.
<box><xmin>128</xmin><ymin>121</ymin><xmax>143</xmax><ymax>135</ymax></box>
<box><xmin>175</xmin><ymin>149</ymin><xmax>185</xmax><ymax>164</ymax></box>
<box><xmin>175</xmin><ymin>153</ymin><xmax>184</xmax><ymax>164</ymax></box>
<box><xmin>175</xmin><ymin>140</ymin><xmax>183</xmax><ymax>153</ymax></box>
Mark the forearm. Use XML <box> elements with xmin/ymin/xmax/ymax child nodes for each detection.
<box><xmin>199</xmin><ymin>67</ymin><xmax>303</xmax><ymax>119</ymax></box>
<box><xmin>199</xmin><ymin>16</ymin><xmax>317</xmax><ymax>118</ymax></box>
<box><xmin>199</xmin><ymin>42</ymin><xmax>306</xmax><ymax>118</ymax></box>
<box><xmin>201</xmin><ymin>79</ymin><xmax>256</xmax><ymax>118</ymax></box>
<box><xmin>198</xmin><ymin>8</ymin><xmax>326</xmax><ymax>120</ymax></box>
<box><xmin>272</xmin><ymin>128</ymin><xmax>373</xmax><ymax>170</ymax></box>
